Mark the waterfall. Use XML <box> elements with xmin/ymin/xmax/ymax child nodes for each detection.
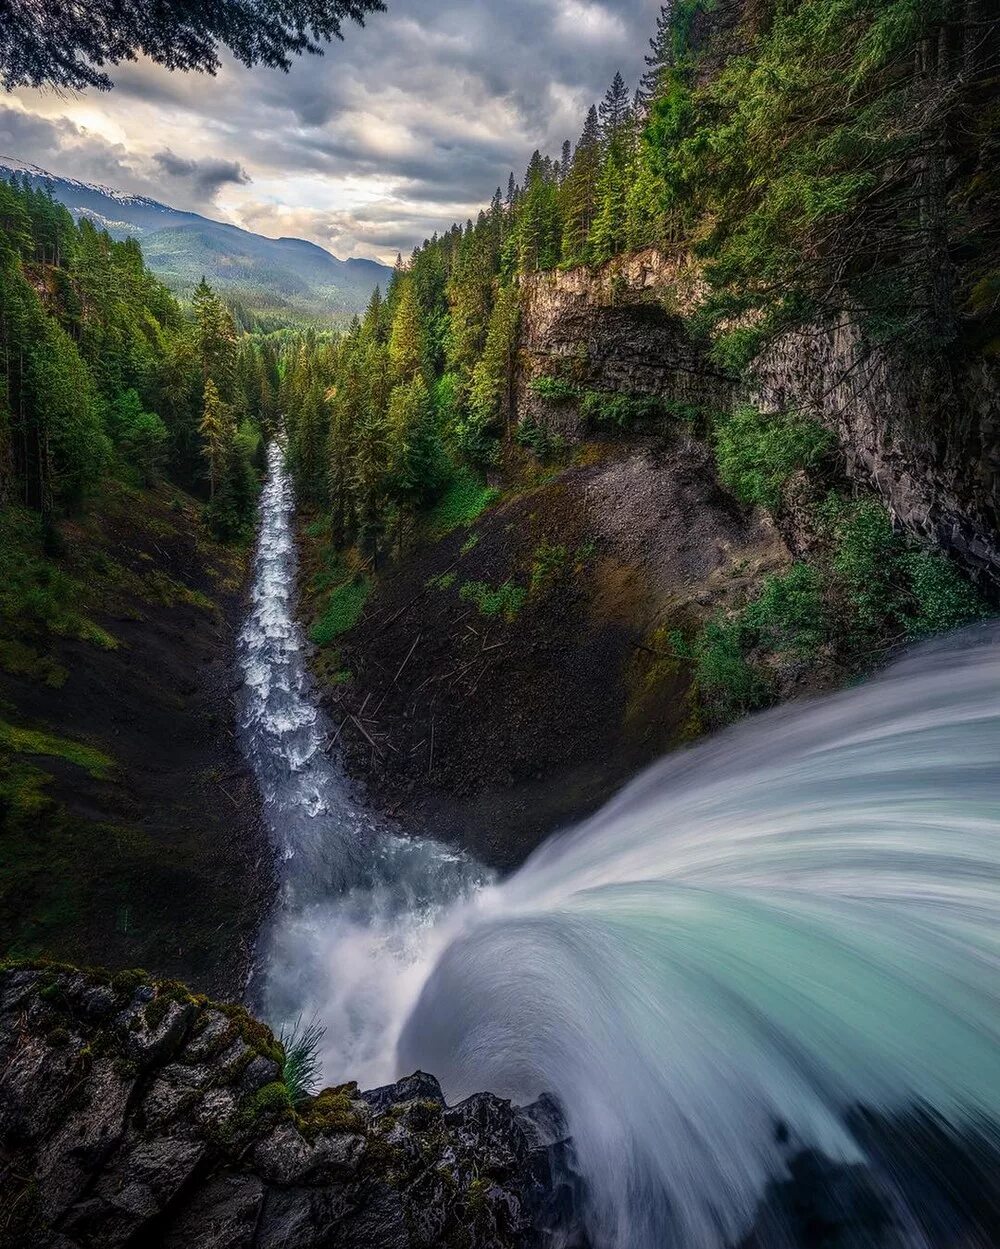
<box><xmin>240</xmin><ymin>443</ymin><xmax>1000</xmax><ymax>1246</ymax></box>
<box><xmin>238</xmin><ymin>443</ymin><xmax>483</xmax><ymax>1086</ymax></box>
<box><xmin>399</xmin><ymin>625</ymin><xmax>1000</xmax><ymax>1246</ymax></box>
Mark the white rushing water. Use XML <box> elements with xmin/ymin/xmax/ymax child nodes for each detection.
<box><xmin>239</xmin><ymin>443</ymin><xmax>483</xmax><ymax>1085</ymax></box>
<box><xmin>241</xmin><ymin>443</ymin><xmax>1000</xmax><ymax>1246</ymax></box>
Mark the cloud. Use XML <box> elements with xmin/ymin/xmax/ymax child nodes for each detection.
<box><xmin>6</xmin><ymin>0</ymin><xmax>662</xmax><ymax>260</ymax></box>
<box><xmin>154</xmin><ymin>149</ymin><xmax>250</xmax><ymax>198</ymax></box>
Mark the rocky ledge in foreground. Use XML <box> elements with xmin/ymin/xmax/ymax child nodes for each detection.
<box><xmin>0</xmin><ymin>964</ymin><xmax>577</xmax><ymax>1249</ymax></box>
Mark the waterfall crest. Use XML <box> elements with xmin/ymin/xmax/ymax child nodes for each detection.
<box><xmin>239</xmin><ymin>444</ymin><xmax>1000</xmax><ymax>1246</ymax></box>
<box><xmin>399</xmin><ymin>626</ymin><xmax>1000</xmax><ymax>1247</ymax></box>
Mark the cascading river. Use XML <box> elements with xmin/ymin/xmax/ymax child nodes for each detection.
<box><xmin>240</xmin><ymin>442</ymin><xmax>1000</xmax><ymax>1247</ymax></box>
<box><xmin>238</xmin><ymin>442</ymin><xmax>483</xmax><ymax>1085</ymax></box>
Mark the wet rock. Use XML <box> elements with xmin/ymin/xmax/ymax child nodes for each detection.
<box><xmin>0</xmin><ymin>966</ymin><xmax>571</xmax><ymax>1248</ymax></box>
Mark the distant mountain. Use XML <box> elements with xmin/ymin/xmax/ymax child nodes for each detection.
<box><xmin>0</xmin><ymin>157</ymin><xmax>392</xmax><ymax>326</ymax></box>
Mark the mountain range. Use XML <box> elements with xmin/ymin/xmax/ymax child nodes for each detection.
<box><xmin>0</xmin><ymin>157</ymin><xmax>391</xmax><ymax>326</ymax></box>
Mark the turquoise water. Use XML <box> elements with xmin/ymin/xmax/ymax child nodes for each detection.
<box><xmin>399</xmin><ymin>627</ymin><xmax>1000</xmax><ymax>1246</ymax></box>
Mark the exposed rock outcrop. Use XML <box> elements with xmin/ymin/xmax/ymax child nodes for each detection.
<box><xmin>517</xmin><ymin>253</ymin><xmax>1000</xmax><ymax>593</ymax></box>
<box><xmin>515</xmin><ymin>249</ymin><xmax>730</xmax><ymax>440</ymax></box>
<box><xmin>0</xmin><ymin>966</ymin><xmax>569</xmax><ymax>1249</ymax></box>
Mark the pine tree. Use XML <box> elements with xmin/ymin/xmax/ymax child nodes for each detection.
<box><xmin>192</xmin><ymin>277</ymin><xmax>237</xmax><ymax>396</ymax></box>
<box><xmin>388</xmin><ymin>277</ymin><xmax>427</xmax><ymax>382</ymax></box>
<box><xmin>199</xmin><ymin>376</ymin><xmax>234</xmax><ymax>500</ymax></box>
<box><xmin>561</xmin><ymin>106</ymin><xmax>602</xmax><ymax>263</ymax></box>
<box><xmin>636</xmin><ymin>3</ymin><xmax>675</xmax><ymax>114</ymax></box>
<box><xmin>599</xmin><ymin>71</ymin><xmax>631</xmax><ymax>145</ymax></box>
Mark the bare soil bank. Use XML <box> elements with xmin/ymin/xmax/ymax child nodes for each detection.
<box><xmin>301</xmin><ymin>437</ymin><xmax>789</xmax><ymax>868</ymax></box>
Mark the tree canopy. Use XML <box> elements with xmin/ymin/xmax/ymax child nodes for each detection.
<box><xmin>0</xmin><ymin>0</ymin><xmax>385</xmax><ymax>91</ymax></box>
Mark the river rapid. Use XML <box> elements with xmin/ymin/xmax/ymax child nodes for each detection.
<box><xmin>239</xmin><ymin>443</ymin><xmax>1000</xmax><ymax>1248</ymax></box>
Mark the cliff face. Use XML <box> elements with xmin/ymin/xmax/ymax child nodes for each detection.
<box><xmin>0</xmin><ymin>966</ymin><xmax>570</xmax><ymax>1249</ymax></box>
<box><xmin>517</xmin><ymin>254</ymin><xmax>1000</xmax><ymax>593</ymax></box>
<box><xmin>752</xmin><ymin>326</ymin><xmax>1000</xmax><ymax>591</ymax></box>
<box><xmin>515</xmin><ymin>249</ymin><xmax>731</xmax><ymax>439</ymax></box>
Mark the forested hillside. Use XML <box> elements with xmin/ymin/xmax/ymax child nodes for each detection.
<box><xmin>276</xmin><ymin>0</ymin><xmax>998</xmax><ymax>849</ymax></box>
<box><xmin>0</xmin><ymin>177</ymin><xmax>285</xmax><ymax>983</ymax></box>
<box><xmin>0</xmin><ymin>156</ymin><xmax>393</xmax><ymax>328</ymax></box>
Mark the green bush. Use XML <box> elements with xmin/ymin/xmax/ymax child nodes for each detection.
<box><xmin>580</xmin><ymin>390</ymin><xmax>665</xmax><ymax>432</ymax></box>
<box><xmin>310</xmin><ymin>576</ymin><xmax>371</xmax><ymax>646</ymax></box>
<box><xmin>829</xmin><ymin>498</ymin><xmax>899</xmax><ymax>632</ymax></box>
<box><xmin>714</xmin><ymin>406</ymin><xmax>833</xmax><ymax>511</ymax></box>
<box><xmin>459</xmin><ymin>579</ymin><xmax>527</xmax><ymax>621</ymax></box>
<box><xmin>899</xmin><ymin>551</ymin><xmax>988</xmax><ymax>638</ymax></box>
<box><xmin>515</xmin><ymin>418</ymin><xmax>567</xmax><ymax>459</ymax></box>
<box><xmin>426</xmin><ymin>469</ymin><xmax>498</xmax><ymax>534</ymax></box>
<box><xmin>742</xmin><ymin>564</ymin><xmax>827</xmax><ymax>656</ymax></box>
<box><xmin>530</xmin><ymin>375</ymin><xmax>578</xmax><ymax>402</ymax></box>
<box><xmin>689</xmin><ymin>617</ymin><xmax>772</xmax><ymax>722</ymax></box>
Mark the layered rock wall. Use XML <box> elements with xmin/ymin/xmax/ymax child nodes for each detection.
<box><xmin>516</xmin><ymin>253</ymin><xmax>1000</xmax><ymax>592</ymax></box>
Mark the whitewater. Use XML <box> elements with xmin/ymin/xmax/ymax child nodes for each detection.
<box><xmin>240</xmin><ymin>443</ymin><xmax>1000</xmax><ymax>1248</ymax></box>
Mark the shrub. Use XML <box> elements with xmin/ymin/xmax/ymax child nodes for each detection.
<box><xmin>742</xmin><ymin>564</ymin><xmax>827</xmax><ymax>656</ymax></box>
<box><xmin>530</xmin><ymin>375</ymin><xmax>578</xmax><ymax>402</ymax></box>
<box><xmin>310</xmin><ymin>576</ymin><xmax>371</xmax><ymax>646</ymax></box>
<box><xmin>899</xmin><ymin>551</ymin><xmax>988</xmax><ymax>638</ymax></box>
<box><xmin>829</xmin><ymin>498</ymin><xmax>899</xmax><ymax>632</ymax></box>
<box><xmin>714</xmin><ymin>406</ymin><xmax>833</xmax><ymax>511</ymax></box>
<box><xmin>580</xmin><ymin>390</ymin><xmax>665</xmax><ymax>432</ymax></box>
<box><xmin>690</xmin><ymin>616</ymin><xmax>772</xmax><ymax>722</ymax></box>
<box><xmin>426</xmin><ymin>469</ymin><xmax>498</xmax><ymax>534</ymax></box>
<box><xmin>515</xmin><ymin>418</ymin><xmax>567</xmax><ymax>459</ymax></box>
<box><xmin>278</xmin><ymin>1018</ymin><xmax>325</xmax><ymax>1107</ymax></box>
<box><xmin>459</xmin><ymin>579</ymin><xmax>526</xmax><ymax>621</ymax></box>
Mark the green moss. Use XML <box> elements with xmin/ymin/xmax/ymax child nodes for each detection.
<box><xmin>426</xmin><ymin>469</ymin><xmax>499</xmax><ymax>535</ymax></box>
<box><xmin>310</xmin><ymin>577</ymin><xmax>371</xmax><ymax>647</ymax></box>
<box><xmin>427</xmin><ymin>571</ymin><xmax>457</xmax><ymax>591</ymax></box>
<box><xmin>297</xmin><ymin>1085</ymin><xmax>364</xmax><ymax>1139</ymax></box>
<box><xmin>0</xmin><ymin>721</ymin><xmax>114</xmax><ymax>780</ymax></box>
<box><xmin>459</xmin><ymin>579</ymin><xmax>527</xmax><ymax>621</ymax></box>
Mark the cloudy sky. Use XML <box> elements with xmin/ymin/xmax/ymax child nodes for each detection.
<box><xmin>1</xmin><ymin>0</ymin><xmax>660</xmax><ymax>263</ymax></box>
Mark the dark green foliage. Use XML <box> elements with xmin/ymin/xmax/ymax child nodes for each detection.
<box><xmin>0</xmin><ymin>0</ymin><xmax>384</xmax><ymax>92</ymax></box>
<box><xmin>899</xmin><ymin>551</ymin><xmax>990</xmax><ymax>638</ymax></box>
<box><xmin>742</xmin><ymin>564</ymin><xmax>827</xmax><ymax>657</ymax></box>
<box><xmin>515</xmin><ymin>419</ymin><xmax>567</xmax><ymax>460</ymax></box>
<box><xmin>0</xmin><ymin>177</ymin><xmax>261</xmax><ymax>537</ymax></box>
<box><xmin>529</xmin><ymin>376</ymin><xmax>578</xmax><ymax>402</ymax></box>
<box><xmin>673</xmin><ymin>618</ymin><xmax>773</xmax><ymax>724</ymax></box>
<box><xmin>580</xmin><ymin>390</ymin><xmax>665</xmax><ymax>432</ymax></box>
<box><xmin>828</xmin><ymin>498</ymin><xmax>899</xmax><ymax>631</ymax></box>
<box><xmin>714</xmin><ymin>406</ymin><xmax>833</xmax><ymax>510</ymax></box>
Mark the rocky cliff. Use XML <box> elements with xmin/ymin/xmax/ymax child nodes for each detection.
<box><xmin>515</xmin><ymin>249</ymin><xmax>729</xmax><ymax>441</ymax></box>
<box><xmin>0</xmin><ymin>965</ymin><xmax>573</xmax><ymax>1249</ymax></box>
<box><xmin>517</xmin><ymin>253</ymin><xmax>1000</xmax><ymax>594</ymax></box>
